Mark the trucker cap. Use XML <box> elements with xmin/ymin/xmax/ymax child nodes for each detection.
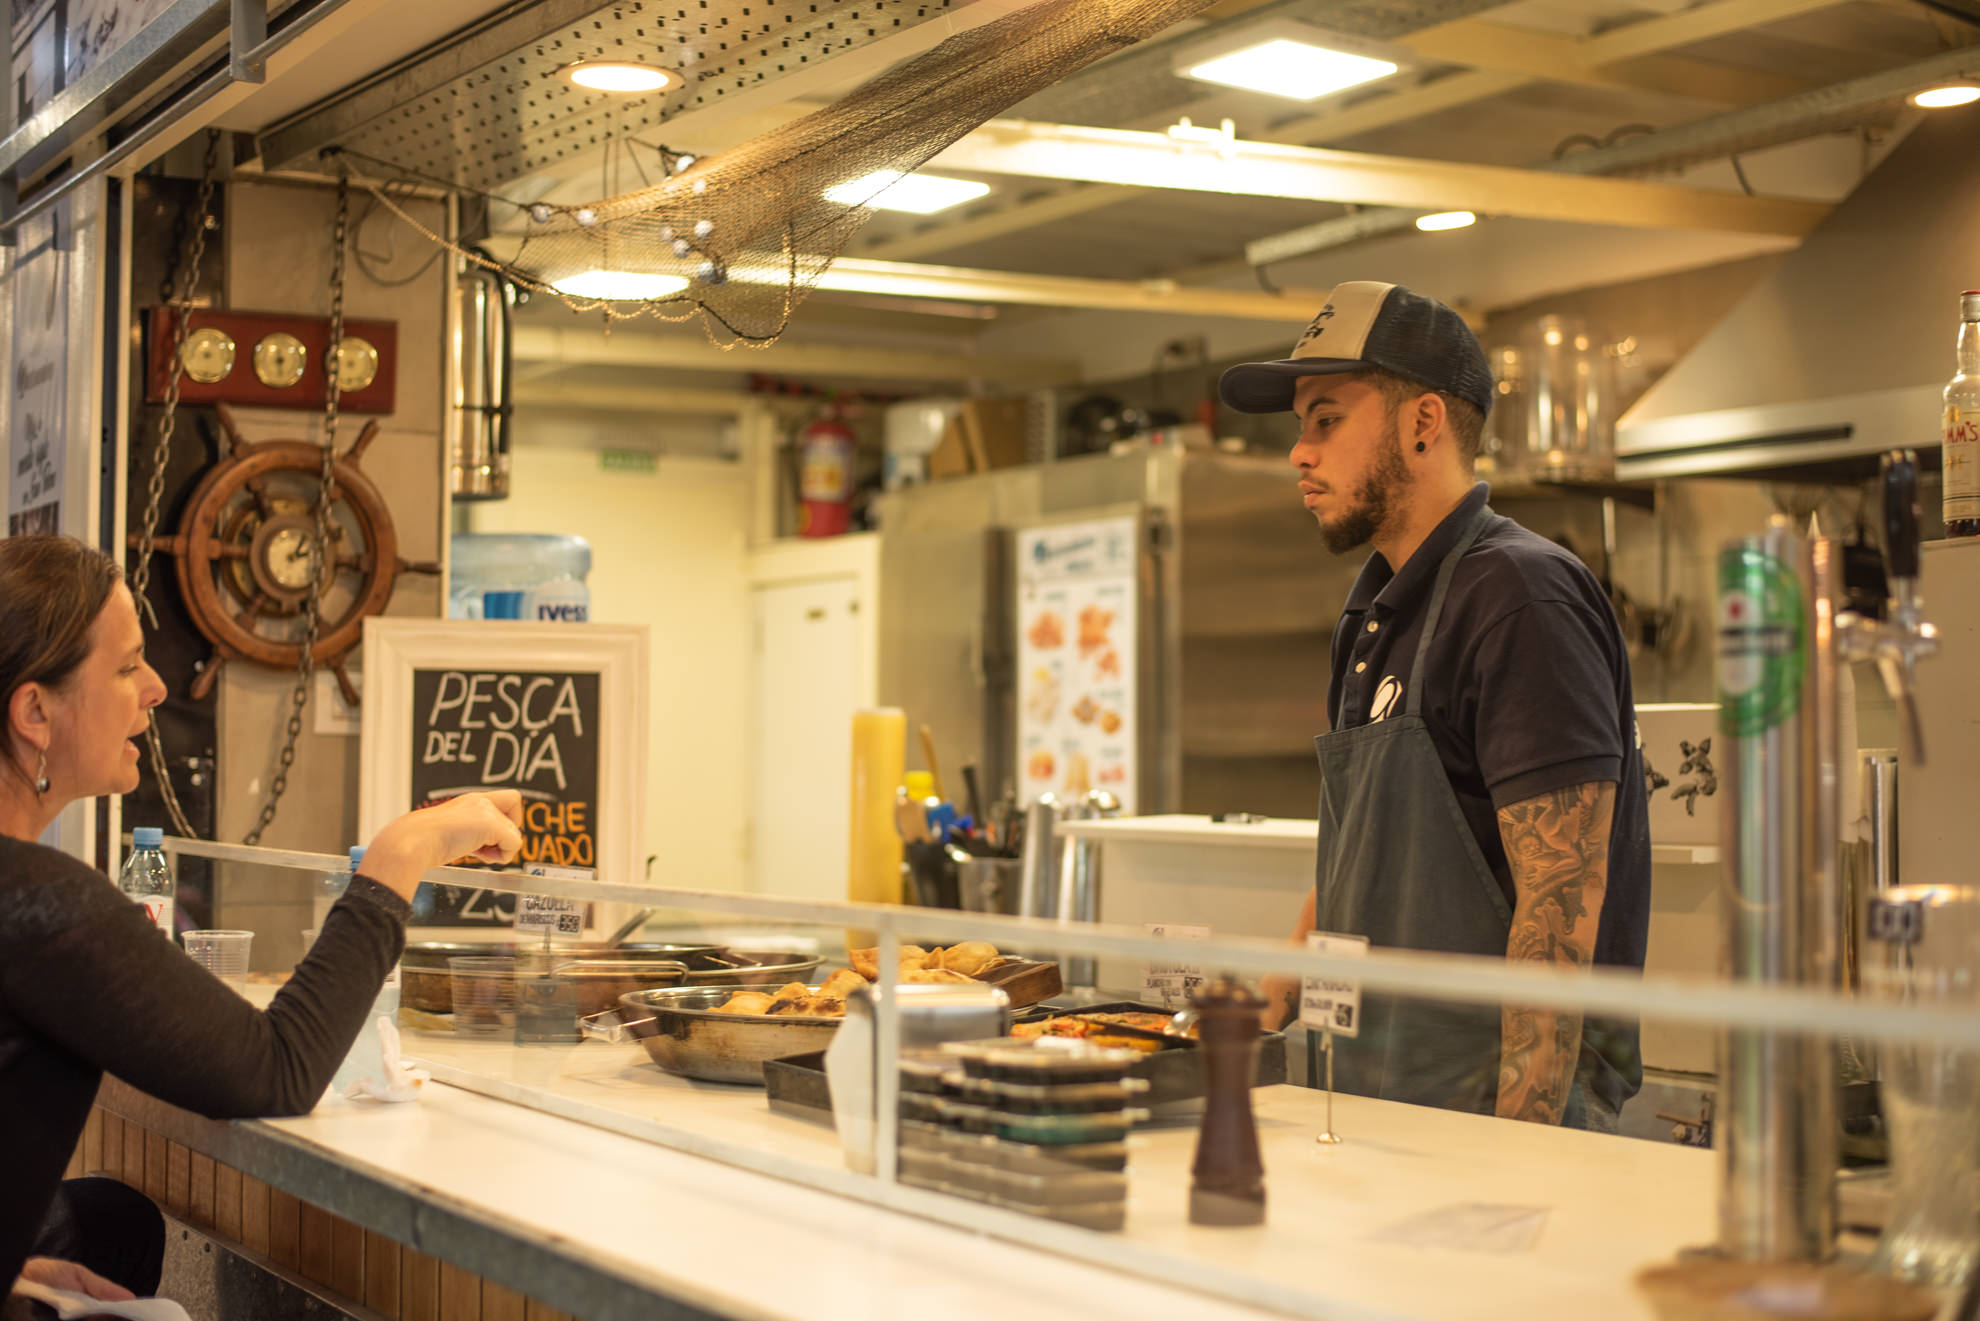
<box><xmin>1219</xmin><ymin>281</ymin><xmax>1493</xmax><ymax>419</ymax></box>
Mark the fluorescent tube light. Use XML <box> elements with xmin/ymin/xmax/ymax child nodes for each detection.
<box><xmin>1912</xmin><ymin>84</ymin><xmax>1980</xmax><ymax>108</ymax></box>
<box><xmin>551</xmin><ymin>270</ymin><xmax>692</xmax><ymax>300</ymax></box>
<box><xmin>562</xmin><ymin>62</ymin><xmax>678</xmax><ymax>93</ymax></box>
<box><xmin>1415</xmin><ymin>210</ymin><xmax>1476</xmax><ymax>232</ymax></box>
<box><xmin>824</xmin><ymin>170</ymin><xmax>993</xmax><ymax>214</ymax></box>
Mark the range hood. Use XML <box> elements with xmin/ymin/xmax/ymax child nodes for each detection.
<box><xmin>1617</xmin><ymin>103</ymin><xmax>1980</xmax><ymax>482</ymax></box>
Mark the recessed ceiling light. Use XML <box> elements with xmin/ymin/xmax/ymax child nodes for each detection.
<box><xmin>561</xmin><ymin>61</ymin><xmax>678</xmax><ymax>94</ymax></box>
<box><xmin>823</xmin><ymin>170</ymin><xmax>993</xmax><ymax>214</ymax></box>
<box><xmin>1174</xmin><ymin>21</ymin><xmax>1405</xmax><ymax>102</ymax></box>
<box><xmin>1415</xmin><ymin>210</ymin><xmax>1477</xmax><ymax>232</ymax></box>
<box><xmin>1185</xmin><ymin>40</ymin><xmax>1396</xmax><ymax>100</ymax></box>
<box><xmin>1912</xmin><ymin>84</ymin><xmax>1980</xmax><ymax>108</ymax></box>
<box><xmin>550</xmin><ymin>270</ymin><xmax>691</xmax><ymax>300</ymax></box>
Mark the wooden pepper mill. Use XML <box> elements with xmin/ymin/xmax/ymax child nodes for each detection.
<box><xmin>1189</xmin><ymin>976</ymin><xmax>1267</xmax><ymax>1226</ymax></box>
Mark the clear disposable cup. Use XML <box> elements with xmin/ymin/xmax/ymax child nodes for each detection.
<box><xmin>182</xmin><ymin>930</ymin><xmax>254</xmax><ymax>994</ymax></box>
<box><xmin>449</xmin><ymin>956</ymin><xmax>518</xmax><ymax>1037</ymax></box>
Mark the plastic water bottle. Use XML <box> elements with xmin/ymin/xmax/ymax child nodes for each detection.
<box><xmin>329</xmin><ymin>846</ymin><xmax>403</xmax><ymax>1096</ymax></box>
<box><xmin>314</xmin><ymin>846</ymin><xmax>366</xmax><ymax>933</ymax></box>
<box><xmin>118</xmin><ymin>827</ymin><xmax>174</xmax><ymax>934</ymax></box>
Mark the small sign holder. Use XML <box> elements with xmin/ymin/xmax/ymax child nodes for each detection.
<box><xmin>1300</xmin><ymin>931</ymin><xmax>1368</xmax><ymax>1146</ymax></box>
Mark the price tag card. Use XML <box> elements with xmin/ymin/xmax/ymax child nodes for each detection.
<box><xmin>1144</xmin><ymin>923</ymin><xmax>1210</xmax><ymax>1007</ymax></box>
<box><xmin>1300</xmin><ymin>931</ymin><xmax>1369</xmax><ymax>1038</ymax></box>
<box><xmin>514</xmin><ymin>866</ymin><xmax>592</xmax><ymax>937</ymax></box>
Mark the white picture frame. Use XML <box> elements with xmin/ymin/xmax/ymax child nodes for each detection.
<box><xmin>359</xmin><ymin>619</ymin><xmax>650</xmax><ymax>920</ymax></box>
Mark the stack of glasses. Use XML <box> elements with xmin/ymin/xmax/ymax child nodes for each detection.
<box><xmin>897</xmin><ymin>1040</ymin><xmax>1148</xmax><ymax>1231</ymax></box>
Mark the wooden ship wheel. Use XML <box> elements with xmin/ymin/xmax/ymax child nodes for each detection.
<box><xmin>140</xmin><ymin>404</ymin><xmax>440</xmax><ymax>706</ymax></box>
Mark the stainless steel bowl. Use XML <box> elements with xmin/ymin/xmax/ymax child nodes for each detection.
<box><xmin>400</xmin><ymin>942</ymin><xmax>817</xmax><ymax>1014</ymax></box>
<box><xmin>609</xmin><ymin>985</ymin><xmax>841</xmax><ymax>1085</ymax></box>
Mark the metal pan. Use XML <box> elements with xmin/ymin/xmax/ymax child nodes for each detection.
<box><xmin>594</xmin><ymin>986</ymin><xmax>841</xmax><ymax>1085</ymax></box>
<box><xmin>401</xmin><ymin>942</ymin><xmax>818</xmax><ymax>1014</ymax></box>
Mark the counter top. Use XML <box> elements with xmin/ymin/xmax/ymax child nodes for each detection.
<box><xmin>1057</xmin><ymin>813</ymin><xmax>1721</xmax><ymax>865</ymax></box>
<box><xmin>106</xmin><ymin>1021</ymin><xmax>1721</xmax><ymax>1321</ymax></box>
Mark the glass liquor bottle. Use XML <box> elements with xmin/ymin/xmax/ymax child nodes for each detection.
<box><xmin>1943</xmin><ymin>290</ymin><xmax>1980</xmax><ymax>539</ymax></box>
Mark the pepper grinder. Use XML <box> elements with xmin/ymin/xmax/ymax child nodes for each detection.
<box><xmin>1188</xmin><ymin>976</ymin><xmax>1267</xmax><ymax>1226</ymax></box>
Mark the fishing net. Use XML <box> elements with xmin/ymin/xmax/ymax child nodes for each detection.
<box><xmin>345</xmin><ymin>0</ymin><xmax>1220</xmax><ymax>346</ymax></box>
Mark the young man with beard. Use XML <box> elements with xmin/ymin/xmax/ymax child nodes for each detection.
<box><xmin>1220</xmin><ymin>282</ymin><xmax>1651</xmax><ymax>1130</ymax></box>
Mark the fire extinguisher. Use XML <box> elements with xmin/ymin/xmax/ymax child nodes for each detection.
<box><xmin>798</xmin><ymin>409</ymin><xmax>857</xmax><ymax>538</ymax></box>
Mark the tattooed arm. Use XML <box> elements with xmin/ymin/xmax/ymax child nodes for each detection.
<box><xmin>1258</xmin><ymin>886</ymin><xmax>1320</xmax><ymax>1032</ymax></box>
<box><xmin>1493</xmin><ymin>781</ymin><xmax>1615</xmax><ymax>1124</ymax></box>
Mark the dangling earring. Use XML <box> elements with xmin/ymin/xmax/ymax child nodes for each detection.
<box><xmin>34</xmin><ymin>749</ymin><xmax>50</xmax><ymax>796</ymax></box>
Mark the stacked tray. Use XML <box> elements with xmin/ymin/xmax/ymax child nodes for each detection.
<box><xmin>895</xmin><ymin>1039</ymin><xmax>1149</xmax><ymax>1231</ymax></box>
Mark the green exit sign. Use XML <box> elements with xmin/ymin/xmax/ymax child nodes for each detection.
<box><xmin>599</xmin><ymin>449</ymin><xmax>658</xmax><ymax>473</ymax></box>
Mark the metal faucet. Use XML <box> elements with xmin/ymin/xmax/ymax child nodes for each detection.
<box><xmin>1835</xmin><ymin>452</ymin><xmax>1940</xmax><ymax>767</ymax></box>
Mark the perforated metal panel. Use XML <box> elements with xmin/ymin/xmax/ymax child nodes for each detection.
<box><xmin>258</xmin><ymin>0</ymin><xmax>959</xmax><ymax>193</ymax></box>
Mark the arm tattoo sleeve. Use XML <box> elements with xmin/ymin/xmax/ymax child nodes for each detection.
<box><xmin>1493</xmin><ymin>781</ymin><xmax>1615</xmax><ymax>1124</ymax></box>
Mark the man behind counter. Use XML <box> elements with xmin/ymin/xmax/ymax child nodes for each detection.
<box><xmin>1220</xmin><ymin>282</ymin><xmax>1650</xmax><ymax>1132</ymax></box>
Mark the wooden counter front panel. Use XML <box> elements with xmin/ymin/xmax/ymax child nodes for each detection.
<box><xmin>62</xmin><ymin>1107</ymin><xmax>576</xmax><ymax>1321</ymax></box>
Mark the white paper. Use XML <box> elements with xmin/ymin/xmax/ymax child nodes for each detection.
<box><xmin>7</xmin><ymin>206</ymin><xmax>68</xmax><ymax>538</ymax></box>
<box><xmin>1015</xmin><ymin>516</ymin><xmax>1139</xmax><ymax>813</ymax></box>
<box><xmin>516</xmin><ymin>865</ymin><xmax>591</xmax><ymax>935</ymax></box>
<box><xmin>1144</xmin><ymin>922</ymin><xmax>1210</xmax><ymax>1007</ymax></box>
<box><xmin>11</xmin><ymin>1279</ymin><xmax>192</xmax><ymax>1321</ymax></box>
<box><xmin>1300</xmin><ymin>931</ymin><xmax>1369</xmax><ymax>1038</ymax></box>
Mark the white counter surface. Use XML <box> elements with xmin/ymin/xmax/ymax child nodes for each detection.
<box><xmin>107</xmin><ymin>1024</ymin><xmax>1721</xmax><ymax>1321</ymax></box>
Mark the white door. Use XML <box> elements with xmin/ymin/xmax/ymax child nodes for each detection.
<box><xmin>751</xmin><ymin>576</ymin><xmax>864</xmax><ymax>898</ymax></box>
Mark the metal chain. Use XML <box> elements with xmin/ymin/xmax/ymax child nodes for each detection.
<box><xmin>130</xmin><ymin>132</ymin><xmax>221</xmax><ymax>841</ymax></box>
<box><xmin>244</xmin><ymin>176</ymin><xmax>349</xmax><ymax>847</ymax></box>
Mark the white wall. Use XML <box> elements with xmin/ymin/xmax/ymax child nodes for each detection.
<box><xmin>469</xmin><ymin>446</ymin><xmax>752</xmax><ymax>891</ymax></box>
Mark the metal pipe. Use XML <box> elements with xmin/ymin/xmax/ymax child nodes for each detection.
<box><xmin>450</xmin><ymin>262</ymin><xmax>512</xmax><ymax>501</ymax></box>
<box><xmin>1716</xmin><ymin>519</ymin><xmax>1838</xmax><ymax>1262</ymax></box>
<box><xmin>1247</xmin><ymin>44</ymin><xmax>1980</xmax><ymax>268</ymax></box>
<box><xmin>1017</xmin><ymin>795</ymin><xmax>1062</xmax><ymax>922</ymax></box>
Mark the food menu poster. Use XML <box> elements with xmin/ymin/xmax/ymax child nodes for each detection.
<box><xmin>407</xmin><ymin>668</ymin><xmax>600</xmax><ymax>926</ymax></box>
<box><xmin>1015</xmin><ymin>515</ymin><xmax>1137</xmax><ymax>814</ymax></box>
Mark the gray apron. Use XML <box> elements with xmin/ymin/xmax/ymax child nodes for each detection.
<box><xmin>1313</xmin><ymin>506</ymin><xmax>1511</xmax><ymax>1114</ymax></box>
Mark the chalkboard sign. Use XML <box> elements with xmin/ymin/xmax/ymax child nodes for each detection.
<box><xmin>360</xmin><ymin>621</ymin><xmax>649</xmax><ymax>930</ymax></box>
<box><xmin>408</xmin><ymin>669</ymin><xmax>601</xmax><ymax>925</ymax></box>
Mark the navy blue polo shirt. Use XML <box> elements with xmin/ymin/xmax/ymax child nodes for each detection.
<box><xmin>1327</xmin><ymin>483</ymin><xmax>1650</xmax><ymax>1109</ymax></box>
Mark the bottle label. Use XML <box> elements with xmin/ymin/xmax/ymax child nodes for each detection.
<box><xmin>140</xmin><ymin>897</ymin><xmax>173</xmax><ymax>933</ymax></box>
<box><xmin>1716</xmin><ymin>548</ymin><xmax>1805</xmax><ymax>738</ymax></box>
<box><xmin>1945</xmin><ymin>405</ymin><xmax>1980</xmax><ymax>521</ymax></box>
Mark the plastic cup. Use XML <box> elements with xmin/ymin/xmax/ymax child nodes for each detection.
<box><xmin>182</xmin><ymin>930</ymin><xmax>254</xmax><ymax>994</ymax></box>
<box><xmin>449</xmin><ymin>956</ymin><xmax>518</xmax><ymax>1036</ymax></box>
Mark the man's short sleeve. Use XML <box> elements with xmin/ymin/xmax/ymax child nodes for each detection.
<box><xmin>1466</xmin><ymin>600</ymin><xmax>1625</xmax><ymax>808</ymax></box>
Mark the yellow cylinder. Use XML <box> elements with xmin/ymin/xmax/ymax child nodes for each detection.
<box><xmin>847</xmin><ymin>708</ymin><xmax>907</xmax><ymax>910</ymax></box>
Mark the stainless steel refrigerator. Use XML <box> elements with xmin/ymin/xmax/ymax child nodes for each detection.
<box><xmin>874</xmin><ymin>440</ymin><xmax>1361</xmax><ymax>820</ymax></box>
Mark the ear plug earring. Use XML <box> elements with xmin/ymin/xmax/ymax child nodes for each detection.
<box><xmin>1415</xmin><ymin>441</ymin><xmax>1427</xmax><ymax>453</ymax></box>
<box><xmin>34</xmin><ymin>749</ymin><xmax>50</xmax><ymax>795</ymax></box>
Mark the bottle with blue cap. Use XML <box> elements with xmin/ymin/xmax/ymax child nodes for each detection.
<box><xmin>314</xmin><ymin>845</ymin><xmax>368</xmax><ymax>933</ymax></box>
<box><xmin>118</xmin><ymin>827</ymin><xmax>174</xmax><ymax>934</ymax></box>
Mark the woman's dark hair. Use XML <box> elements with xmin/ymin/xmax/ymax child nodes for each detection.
<box><xmin>0</xmin><ymin>536</ymin><xmax>123</xmax><ymax>780</ymax></box>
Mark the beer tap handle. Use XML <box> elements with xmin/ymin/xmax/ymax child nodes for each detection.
<box><xmin>1881</xmin><ymin>449</ymin><xmax>1921</xmax><ymax>586</ymax></box>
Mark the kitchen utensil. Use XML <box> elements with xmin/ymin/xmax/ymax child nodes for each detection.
<box><xmin>962</xmin><ymin>764</ymin><xmax>985</xmax><ymax>831</ymax></box>
<box><xmin>919</xmin><ymin>723</ymin><xmax>947</xmax><ymax>802</ymax></box>
<box><xmin>599</xmin><ymin>985</ymin><xmax>841</xmax><ymax>1084</ymax></box>
<box><xmin>601</xmin><ymin>907</ymin><xmax>657</xmax><ymax>948</ymax></box>
<box><xmin>1188</xmin><ymin>977</ymin><xmax>1267</xmax><ymax>1226</ymax></box>
<box><xmin>958</xmin><ymin>856</ymin><xmax>1021</xmax><ymax>915</ymax></box>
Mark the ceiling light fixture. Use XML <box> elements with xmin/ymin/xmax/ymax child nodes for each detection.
<box><xmin>1174</xmin><ymin>20</ymin><xmax>1406</xmax><ymax>102</ymax></box>
<box><xmin>1415</xmin><ymin>210</ymin><xmax>1476</xmax><ymax>232</ymax></box>
<box><xmin>823</xmin><ymin>169</ymin><xmax>993</xmax><ymax>214</ymax></box>
<box><xmin>551</xmin><ymin>270</ymin><xmax>691</xmax><ymax>300</ymax></box>
<box><xmin>1911</xmin><ymin>83</ymin><xmax>1980</xmax><ymax>108</ymax></box>
<box><xmin>561</xmin><ymin>61</ymin><xmax>679</xmax><ymax>94</ymax></box>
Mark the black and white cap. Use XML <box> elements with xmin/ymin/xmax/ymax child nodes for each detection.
<box><xmin>1219</xmin><ymin>281</ymin><xmax>1493</xmax><ymax>419</ymax></box>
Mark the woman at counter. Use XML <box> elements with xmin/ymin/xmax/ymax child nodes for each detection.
<box><xmin>0</xmin><ymin>535</ymin><xmax>525</xmax><ymax>1315</ymax></box>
